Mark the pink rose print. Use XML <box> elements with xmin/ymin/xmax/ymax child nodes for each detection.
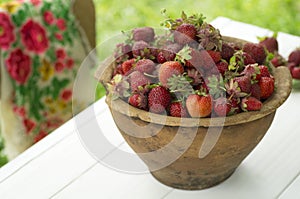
<box><xmin>43</xmin><ymin>11</ymin><xmax>55</xmax><ymax>25</ymax></box>
<box><xmin>0</xmin><ymin>13</ymin><xmax>15</xmax><ymax>50</ymax></box>
<box><xmin>46</xmin><ymin>118</ymin><xmax>64</xmax><ymax>129</ymax></box>
<box><xmin>56</xmin><ymin>49</ymin><xmax>66</xmax><ymax>60</ymax></box>
<box><xmin>6</xmin><ymin>49</ymin><xmax>31</xmax><ymax>84</ymax></box>
<box><xmin>13</xmin><ymin>106</ymin><xmax>26</xmax><ymax>117</ymax></box>
<box><xmin>55</xmin><ymin>33</ymin><xmax>63</xmax><ymax>41</ymax></box>
<box><xmin>23</xmin><ymin>118</ymin><xmax>36</xmax><ymax>135</ymax></box>
<box><xmin>61</xmin><ymin>89</ymin><xmax>72</xmax><ymax>101</ymax></box>
<box><xmin>30</xmin><ymin>0</ymin><xmax>41</xmax><ymax>6</ymax></box>
<box><xmin>66</xmin><ymin>58</ymin><xmax>74</xmax><ymax>69</ymax></box>
<box><xmin>17</xmin><ymin>0</ymin><xmax>41</xmax><ymax>6</ymax></box>
<box><xmin>55</xmin><ymin>61</ymin><xmax>64</xmax><ymax>72</ymax></box>
<box><xmin>56</xmin><ymin>18</ymin><xmax>66</xmax><ymax>31</ymax></box>
<box><xmin>20</xmin><ymin>20</ymin><xmax>49</xmax><ymax>53</ymax></box>
<box><xmin>34</xmin><ymin>130</ymin><xmax>48</xmax><ymax>143</ymax></box>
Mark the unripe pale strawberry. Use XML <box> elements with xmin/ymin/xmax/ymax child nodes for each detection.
<box><xmin>130</xmin><ymin>71</ymin><xmax>151</xmax><ymax>92</ymax></box>
<box><xmin>186</xmin><ymin>94</ymin><xmax>212</xmax><ymax>118</ymax></box>
<box><xmin>158</xmin><ymin>61</ymin><xmax>184</xmax><ymax>87</ymax></box>
<box><xmin>135</xmin><ymin>59</ymin><xmax>156</xmax><ymax>74</ymax></box>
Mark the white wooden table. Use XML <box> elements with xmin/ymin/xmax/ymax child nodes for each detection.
<box><xmin>1</xmin><ymin>17</ymin><xmax>300</xmax><ymax>199</ymax></box>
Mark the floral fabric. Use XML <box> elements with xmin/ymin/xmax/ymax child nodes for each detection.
<box><xmin>0</xmin><ymin>0</ymin><xmax>91</xmax><ymax>159</ymax></box>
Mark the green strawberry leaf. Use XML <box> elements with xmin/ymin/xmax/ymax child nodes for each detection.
<box><xmin>175</xmin><ymin>45</ymin><xmax>192</xmax><ymax>64</ymax></box>
<box><xmin>228</xmin><ymin>56</ymin><xmax>237</xmax><ymax>71</ymax></box>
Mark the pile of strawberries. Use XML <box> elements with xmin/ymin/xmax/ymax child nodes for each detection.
<box><xmin>107</xmin><ymin>11</ymin><xmax>276</xmax><ymax>118</ymax></box>
<box><xmin>259</xmin><ymin>34</ymin><xmax>300</xmax><ymax>80</ymax></box>
<box><xmin>287</xmin><ymin>49</ymin><xmax>300</xmax><ymax>79</ymax></box>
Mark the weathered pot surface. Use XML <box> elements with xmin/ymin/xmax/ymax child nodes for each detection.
<box><xmin>96</xmin><ymin>37</ymin><xmax>292</xmax><ymax>190</ymax></box>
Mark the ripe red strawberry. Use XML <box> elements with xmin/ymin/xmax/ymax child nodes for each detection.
<box><xmin>148</xmin><ymin>86</ymin><xmax>171</xmax><ymax>114</ymax></box>
<box><xmin>169</xmin><ymin>101</ymin><xmax>189</xmax><ymax>117</ymax></box>
<box><xmin>287</xmin><ymin>62</ymin><xmax>296</xmax><ymax>71</ymax></box>
<box><xmin>288</xmin><ymin>48</ymin><xmax>300</xmax><ymax>65</ymax></box>
<box><xmin>291</xmin><ymin>67</ymin><xmax>300</xmax><ymax>79</ymax></box>
<box><xmin>157</xmin><ymin>51</ymin><xmax>167</xmax><ymax>63</ymax></box>
<box><xmin>122</xmin><ymin>58</ymin><xmax>136</xmax><ymax>75</ymax></box>
<box><xmin>259</xmin><ymin>37</ymin><xmax>278</xmax><ymax>53</ymax></box>
<box><xmin>135</xmin><ymin>59</ymin><xmax>156</xmax><ymax>74</ymax></box>
<box><xmin>271</xmin><ymin>54</ymin><xmax>286</xmax><ymax>67</ymax></box>
<box><xmin>234</xmin><ymin>75</ymin><xmax>251</xmax><ymax>93</ymax></box>
<box><xmin>113</xmin><ymin>64</ymin><xmax>124</xmax><ymax>76</ymax></box>
<box><xmin>243</xmin><ymin>52</ymin><xmax>256</xmax><ymax>65</ymax></box>
<box><xmin>158</xmin><ymin>61</ymin><xmax>184</xmax><ymax>87</ymax></box>
<box><xmin>259</xmin><ymin>65</ymin><xmax>271</xmax><ymax>78</ymax></box>
<box><xmin>250</xmin><ymin>83</ymin><xmax>261</xmax><ymax>100</ymax></box>
<box><xmin>128</xmin><ymin>93</ymin><xmax>148</xmax><ymax>110</ymax></box>
<box><xmin>129</xmin><ymin>71</ymin><xmax>151</xmax><ymax>91</ymax></box>
<box><xmin>207</xmin><ymin>50</ymin><xmax>221</xmax><ymax>63</ymax></box>
<box><xmin>213</xmin><ymin>97</ymin><xmax>231</xmax><ymax>117</ymax></box>
<box><xmin>174</xmin><ymin>23</ymin><xmax>197</xmax><ymax>45</ymax></box>
<box><xmin>221</xmin><ymin>42</ymin><xmax>235</xmax><ymax>61</ymax></box>
<box><xmin>162</xmin><ymin>43</ymin><xmax>182</xmax><ymax>61</ymax></box>
<box><xmin>243</xmin><ymin>43</ymin><xmax>267</xmax><ymax>64</ymax></box>
<box><xmin>132</xmin><ymin>40</ymin><xmax>150</xmax><ymax>58</ymax></box>
<box><xmin>132</xmin><ymin>27</ymin><xmax>155</xmax><ymax>43</ymax></box>
<box><xmin>241</xmin><ymin>97</ymin><xmax>262</xmax><ymax>111</ymax></box>
<box><xmin>186</xmin><ymin>94</ymin><xmax>212</xmax><ymax>118</ymax></box>
<box><xmin>259</xmin><ymin>77</ymin><xmax>275</xmax><ymax>99</ymax></box>
<box><xmin>216</xmin><ymin>60</ymin><xmax>229</xmax><ymax>75</ymax></box>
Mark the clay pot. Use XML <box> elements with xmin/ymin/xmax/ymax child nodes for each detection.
<box><xmin>97</xmin><ymin>37</ymin><xmax>292</xmax><ymax>190</ymax></box>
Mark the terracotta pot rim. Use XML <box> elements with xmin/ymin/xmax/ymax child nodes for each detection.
<box><xmin>98</xmin><ymin>37</ymin><xmax>292</xmax><ymax>127</ymax></box>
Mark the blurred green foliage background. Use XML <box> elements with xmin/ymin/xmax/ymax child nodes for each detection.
<box><xmin>94</xmin><ymin>0</ymin><xmax>300</xmax><ymax>45</ymax></box>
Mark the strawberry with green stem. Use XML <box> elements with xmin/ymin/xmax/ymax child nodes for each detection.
<box><xmin>128</xmin><ymin>92</ymin><xmax>148</xmax><ymax>111</ymax></box>
<box><xmin>241</xmin><ymin>96</ymin><xmax>262</xmax><ymax>111</ymax></box>
<box><xmin>225</xmin><ymin>78</ymin><xmax>248</xmax><ymax>99</ymax></box>
<box><xmin>160</xmin><ymin>10</ymin><xmax>206</xmax><ymax>31</ymax></box>
<box><xmin>258</xmin><ymin>33</ymin><xmax>279</xmax><ymax>54</ymax></box>
<box><xmin>106</xmin><ymin>74</ymin><xmax>131</xmax><ymax>100</ymax></box>
<box><xmin>213</xmin><ymin>97</ymin><xmax>232</xmax><ymax>117</ymax></box>
<box><xmin>122</xmin><ymin>58</ymin><xmax>136</xmax><ymax>75</ymax></box>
